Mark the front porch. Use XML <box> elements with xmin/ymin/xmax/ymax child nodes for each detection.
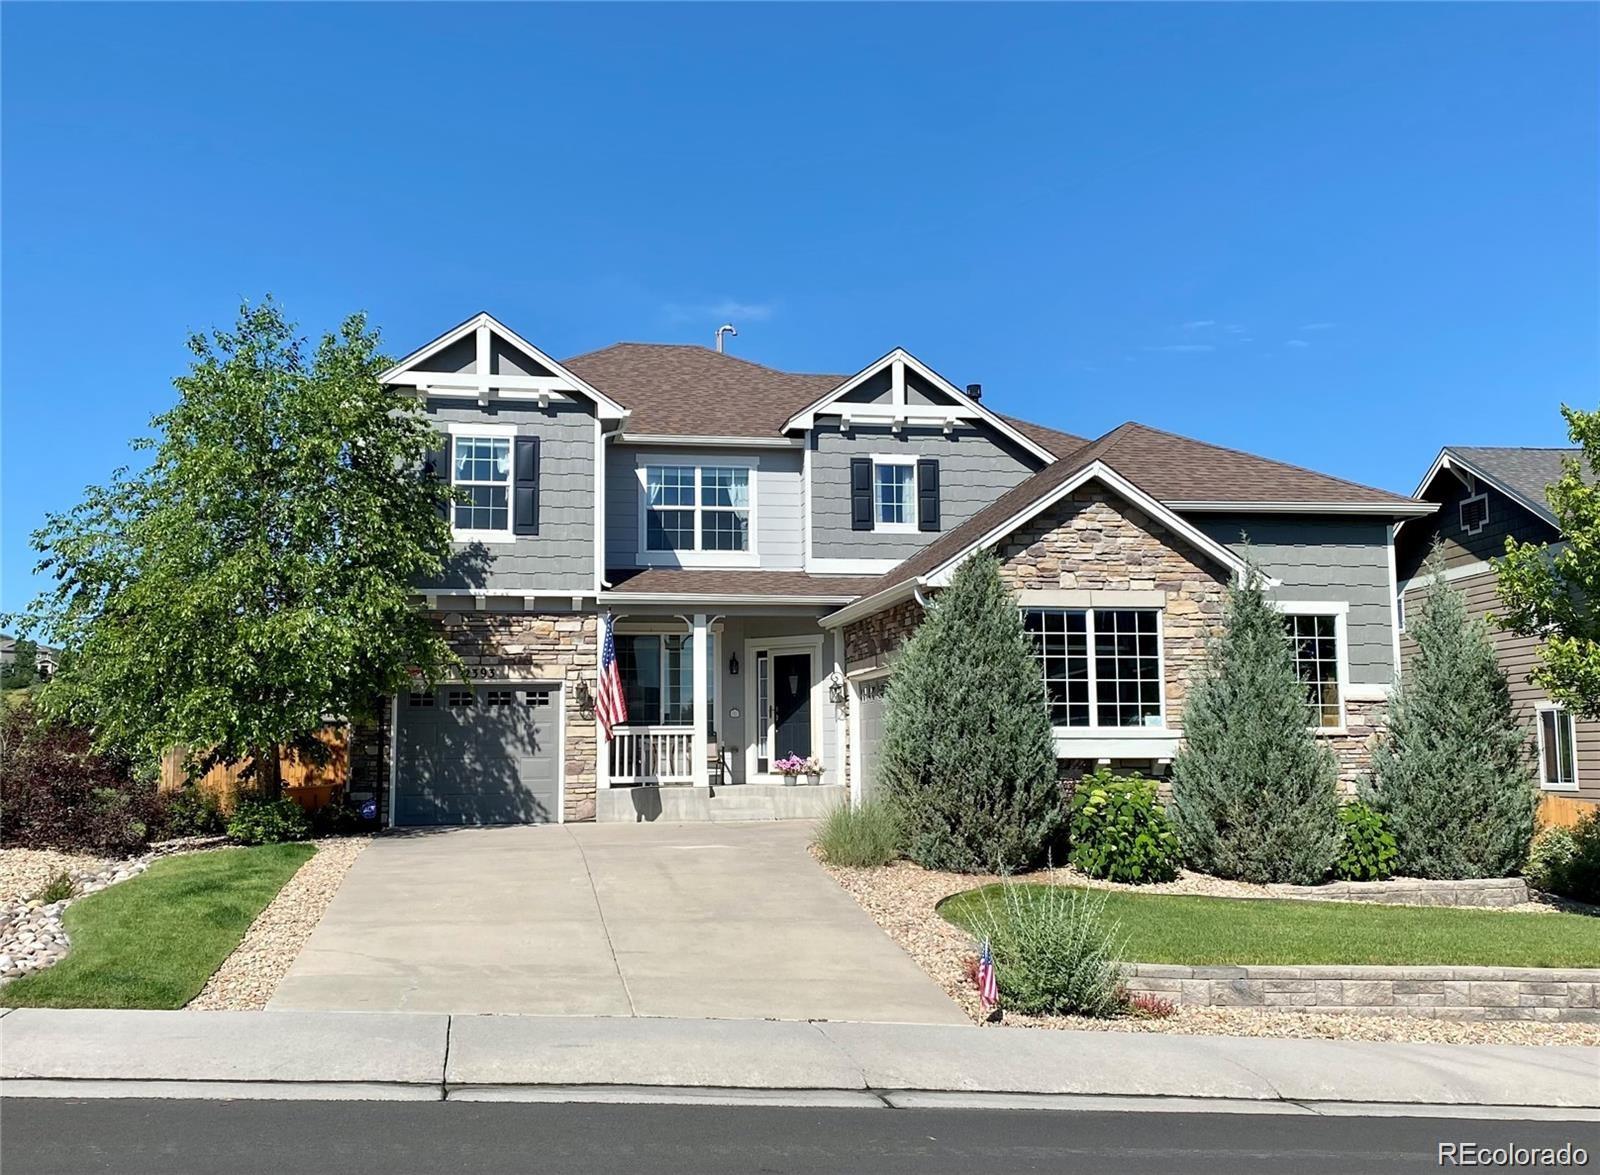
<box><xmin>597</xmin><ymin>609</ymin><xmax>849</xmax><ymax>819</ymax></box>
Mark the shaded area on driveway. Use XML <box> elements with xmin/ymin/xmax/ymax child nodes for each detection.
<box><xmin>269</xmin><ymin>821</ymin><xmax>966</xmax><ymax>1024</ymax></box>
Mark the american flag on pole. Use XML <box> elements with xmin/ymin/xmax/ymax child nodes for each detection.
<box><xmin>977</xmin><ymin>939</ymin><xmax>1000</xmax><ymax>1010</ymax></box>
<box><xmin>595</xmin><ymin>612</ymin><xmax>628</xmax><ymax>740</ymax></box>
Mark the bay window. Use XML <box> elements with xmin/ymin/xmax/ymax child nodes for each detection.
<box><xmin>1023</xmin><ymin>608</ymin><xmax>1163</xmax><ymax>728</ymax></box>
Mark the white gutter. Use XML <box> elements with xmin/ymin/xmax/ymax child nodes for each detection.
<box><xmin>819</xmin><ymin>579</ymin><xmax>921</xmax><ymax>629</ymax></box>
<box><xmin>601</xmin><ymin>592</ymin><xmax>862</xmax><ymax>607</ymax></box>
<box><xmin>613</xmin><ymin>434</ymin><xmax>804</xmax><ymax>449</ymax></box>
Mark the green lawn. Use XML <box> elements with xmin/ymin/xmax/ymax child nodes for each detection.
<box><xmin>939</xmin><ymin>884</ymin><xmax>1600</xmax><ymax>968</ymax></box>
<box><xmin>2</xmin><ymin>843</ymin><xmax>314</xmax><ymax>1009</ymax></box>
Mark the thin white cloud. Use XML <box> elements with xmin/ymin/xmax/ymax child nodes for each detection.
<box><xmin>1285</xmin><ymin>339</ymin><xmax>1311</xmax><ymax>348</ymax></box>
<box><xmin>1299</xmin><ymin>322</ymin><xmax>1337</xmax><ymax>331</ymax></box>
<box><xmin>1181</xmin><ymin>319</ymin><xmax>1216</xmax><ymax>330</ymax></box>
<box><xmin>1144</xmin><ymin>343</ymin><xmax>1216</xmax><ymax>353</ymax></box>
<box><xmin>663</xmin><ymin>299</ymin><xmax>775</xmax><ymax>324</ymax></box>
<box><xmin>1224</xmin><ymin>324</ymin><xmax>1247</xmax><ymax>334</ymax></box>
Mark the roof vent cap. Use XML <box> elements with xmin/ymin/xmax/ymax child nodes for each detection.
<box><xmin>965</xmin><ymin>382</ymin><xmax>982</xmax><ymax>401</ymax></box>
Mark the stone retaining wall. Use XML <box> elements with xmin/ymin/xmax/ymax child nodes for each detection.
<box><xmin>1264</xmin><ymin>876</ymin><xmax>1530</xmax><ymax>909</ymax></box>
<box><xmin>1124</xmin><ymin>963</ymin><xmax>1600</xmax><ymax>1022</ymax></box>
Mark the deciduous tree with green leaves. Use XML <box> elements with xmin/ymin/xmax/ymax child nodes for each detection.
<box><xmin>1170</xmin><ymin>567</ymin><xmax>1341</xmax><ymax>884</ymax></box>
<box><xmin>1364</xmin><ymin>552</ymin><xmax>1535</xmax><ymax>879</ymax></box>
<box><xmin>1</xmin><ymin>638</ymin><xmax>41</xmax><ymax>691</ymax></box>
<box><xmin>11</xmin><ymin>300</ymin><xmax>456</xmax><ymax>792</ymax></box>
<box><xmin>1495</xmin><ymin>405</ymin><xmax>1600</xmax><ymax>718</ymax></box>
<box><xmin>879</xmin><ymin>551</ymin><xmax>1062</xmax><ymax>873</ymax></box>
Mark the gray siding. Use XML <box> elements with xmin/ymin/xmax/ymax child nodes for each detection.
<box><xmin>605</xmin><ymin>446</ymin><xmax>804</xmax><ymax>570</ymax></box>
<box><xmin>1192</xmin><ymin>514</ymin><xmax>1397</xmax><ymax>685</ymax></box>
<box><xmin>419</xmin><ymin>398</ymin><xmax>596</xmax><ymax>594</ymax></box>
<box><xmin>811</xmin><ymin>422</ymin><xmax>1040</xmax><ymax>560</ymax></box>
<box><xmin>1396</xmin><ymin>478</ymin><xmax>1557</xmax><ymax>582</ymax></box>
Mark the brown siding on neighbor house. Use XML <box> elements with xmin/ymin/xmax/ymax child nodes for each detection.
<box><xmin>1400</xmin><ymin>568</ymin><xmax>1600</xmax><ymax>806</ymax></box>
<box><xmin>991</xmin><ymin>484</ymin><xmax>1231</xmax><ymax>724</ymax></box>
<box><xmin>349</xmin><ymin>610</ymin><xmax>601</xmax><ymax>823</ymax></box>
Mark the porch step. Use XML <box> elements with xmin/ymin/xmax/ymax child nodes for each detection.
<box><xmin>595</xmin><ymin>784</ymin><xmax>846</xmax><ymax>823</ymax></box>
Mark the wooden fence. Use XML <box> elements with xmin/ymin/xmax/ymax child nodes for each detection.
<box><xmin>158</xmin><ymin>725</ymin><xmax>350</xmax><ymax>813</ymax></box>
<box><xmin>1537</xmin><ymin>791</ymin><xmax>1598</xmax><ymax>830</ymax></box>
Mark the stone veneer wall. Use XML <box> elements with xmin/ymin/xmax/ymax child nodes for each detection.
<box><xmin>991</xmin><ymin>486</ymin><xmax>1230</xmax><ymax>723</ymax></box>
<box><xmin>843</xmin><ymin>598</ymin><xmax>924</xmax><ymax>672</ymax></box>
<box><xmin>1124</xmin><ymin>963</ymin><xmax>1600</xmax><ymax>1022</ymax></box>
<box><xmin>348</xmin><ymin>610</ymin><xmax>600</xmax><ymax>824</ymax></box>
<box><xmin>1325</xmin><ymin>696</ymin><xmax>1385</xmax><ymax>795</ymax></box>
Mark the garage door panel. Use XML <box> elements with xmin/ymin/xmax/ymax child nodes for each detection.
<box><xmin>395</xmin><ymin>685</ymin><xmax>560</xmax><ymax>825</ymax></box>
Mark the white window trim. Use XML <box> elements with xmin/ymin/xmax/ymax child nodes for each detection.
<box><xmin>1021</xmin><ymin>605</ymin><xmax>1168</xmax><ymax>734</ymax></box>
<box><xmin>1274</xmin><ymin>600</ymin><xmax>1350</xmax><ymax>734</ymax></box>
<box><xmin>1535</xmin><ymin>704</ymin><xmax>1581</xmax><ymax>793</ymax></box>
<box><xmin>444</xmin><ymin>420</ymin><xmax>518</xmax><ymax>545</ymax></box>
<box><xmin>634</xmin><ymin>456</ymin><xmax>759</xmax><ymax>567</ymax></box>
<box><xmin>1459</xmin><ymin>491</ymin><xmax>1489</xmax><ymax>536</ymax></box>
<box><xmin>871</xmin><ymin>454</ymin><xmax>919</xmax><ymax>533</ymax></box>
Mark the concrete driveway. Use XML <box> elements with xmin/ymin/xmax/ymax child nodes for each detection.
<box><xmin>270</xmin><ymin>821</ymin><xmax>966</xmax><ymax>1024</ymax></box>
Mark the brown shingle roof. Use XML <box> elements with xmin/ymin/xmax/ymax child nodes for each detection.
<box><xmin>605</xmin><ymin>568</ymin><xmax>880</xmax><ymax>600</ymax></box>
<box><xmin>998</xmin><ymin>414</ymin><xmax>1087</xmax><ymax>456</ymax></box>
<box><xmin>850</xmin><ymin>422</ymin><xmax>1427</xmax><ymax>602</ymax></box>
<box><xmin>565</xmin><ymin>343</ymin><xmax>844</xmax><ymax>438</ymax></box>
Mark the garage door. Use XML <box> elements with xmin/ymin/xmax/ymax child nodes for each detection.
<box><xmin>394</xmin><ymin>684</ymin><xmax>560</xmax><ymax>825</ymax></box>
<box><xmin>856</xmin><ymin>675</ymin><xmax>890</xmax><ymax>801</ymax></box>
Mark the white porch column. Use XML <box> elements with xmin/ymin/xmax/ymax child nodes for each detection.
<box><xmin>832</xmin><ymin>628</ymin><xmax>847</xmax><ymax>793</ymax></box>
<box><xmin>691</xmin><ymin>613</ymin><xmax>710</xmax><ymax>788</ymax></box>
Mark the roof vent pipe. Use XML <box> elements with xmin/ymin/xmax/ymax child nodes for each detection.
<box><xmin>966</xmin><ymin>383</ymin><xmax>982</xmax><ymax>401</ymax></box>
<box><xmin>715</xmin><ymin>324</ymin><xmax>738</xmax><ymax>353</ymax></box>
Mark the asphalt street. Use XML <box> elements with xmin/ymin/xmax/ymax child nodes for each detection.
<box><xmin>3</xmin><ymin>1098</ymin><xmax>1594</xmax><ymax>1175</ymax></box>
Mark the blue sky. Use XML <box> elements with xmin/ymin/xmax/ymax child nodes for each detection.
<box><xmin>3</xmin><ymin>3</ymin><xmax>1595</xmax><ymax>610</ymax></box>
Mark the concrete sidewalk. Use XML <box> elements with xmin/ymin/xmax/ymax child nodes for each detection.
<box><xmin>1</xmin><ymin>1008</ymin><xmax>1596</xmax><ymax>1117</ymax></box>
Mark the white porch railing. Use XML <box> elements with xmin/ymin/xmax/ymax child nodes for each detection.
<box><xmin>609</xmin><ymin>725</ymin><xmax>696</xmax><ymax>784</ymax></box>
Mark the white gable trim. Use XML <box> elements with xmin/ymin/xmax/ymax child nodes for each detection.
<box><xmin>782</xmin><ymin>348</ymin><xmax>1058</xmax><ymax>463</ymax></box>
<box><xmin>822</xmin><ymin>462</ymin><xmax>1253</xmax><ymax>629</ymax></box>
<box><xmin>379</xmin><ymin>312</ymin><xmax>629</xmax><ymax>421</ymax></box>
<box><xmin>1402</xmin><ymin>447</ymin><xmax>1558</xmax><ymax>533</ymax></box>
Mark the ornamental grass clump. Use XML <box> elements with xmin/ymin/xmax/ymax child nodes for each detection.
<box><xmin>879</xmin><ymin>552</ymin><xmax>1062</xmax><ymax>873</ymax></box>
<box><xmin>1363</xmin><ymin>553</ymin><xmax>1536</xmax><ymax>879</ymax></box>
<box><xmin>1170</xmin><ymin>565</ymin><xmax>1341</xmax><ymax>884</ymax></box>
<box><xmin>812</xmin><ymin>799</ymin><xmax>901</xmax><ymax>868</ymax></box>
<box><xmin>956</xmin><ymin>880</ymin><xmax>1127</xmax><ymax>1018</ymax></box>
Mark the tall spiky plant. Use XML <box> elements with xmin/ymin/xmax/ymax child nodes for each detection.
<box><xmin>1170</xmin><ymin>568</ymin><xmax>1341</xmax><ymax>884</ymax></box>
<box><xmin>878</xmin><ymin>551</ymin><xmax>1062</xmax><ymax>873</ymax></box>
<box><xmin>1364</xmin><ymin>552</ymin><xmax>1535</xmax><ymax>878</ymax></box>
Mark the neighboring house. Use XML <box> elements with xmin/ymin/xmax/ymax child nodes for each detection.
<box><xmin>1396</xmin><ymin>446</ymin><xmax>1600</xmax><ymax>820</ymax></box>
<box><xmin>0</xmin><ymin>635</ymin><xmax>58</xmax><ymax>679</ymax></box>
<box><xmin>351</xmin><ymin>312</ymin><xmax>1433</xmax><ymax>826</ymax></box>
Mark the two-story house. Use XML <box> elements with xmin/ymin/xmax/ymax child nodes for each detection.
<box><xmin>351</xmin><ymin>312</ymin><xmax>1434</xmax><ymax>826</ymax></box>
<box><xmin>1397</xmin><ymin>446</ymin><xmax>1600</xmax><ymax>824</ymax></box>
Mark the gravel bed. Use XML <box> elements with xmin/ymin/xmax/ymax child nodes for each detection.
<box><xmin>0</xmin><ymin>849</ymin><xmax>118</xmax><ymax>902</ymax></box>
<box><xmin>816</xmin><ymin>853</ymin><xmax>1600</xmax><ymax>1047</ymax></box>
<box><xmin>188</xmin><ymin>836</ymin><xmax>369</xmax><ymax>1011</ymax></box>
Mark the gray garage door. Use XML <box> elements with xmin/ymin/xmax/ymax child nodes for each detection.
<box><xmin>394</xmin><ymin>684</ymin><xmax>559</xmax><ymax>825</ymax></box>
<box><xmin>856</xmin><ymin>675</ymin><xmax>890</xmax><ymax>801</ymax></box>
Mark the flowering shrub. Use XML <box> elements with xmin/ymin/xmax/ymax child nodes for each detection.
<box><xmin>1067</xmin><ymin>769</ymin><xmax>1182</xmax><ymax>884</ymax></box>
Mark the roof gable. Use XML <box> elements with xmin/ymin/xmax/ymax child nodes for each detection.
<box><xmin>380</xmin><ymin>312</ymin><xmax>628</xmax><ymax>419</ymax></box>
<box><xmin>1414</xmin><ymin>446</ymin><xmax>1579</xmax><ymax>530</ymax></box>
<box><xmin>781</xmin><ymin>348</ymin><xmax>1059</xmax><ymax>462</ymax></box>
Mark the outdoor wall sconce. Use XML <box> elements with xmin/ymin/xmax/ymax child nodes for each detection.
<box><xmin>729</xmin><ymin>651</ymin><xmax>740</xmax><ymax>676</ymax></box>
<box><xmin>828</xmin><ymin>670</ymin><xmax>848</xmax><ymax>706</ymax></box>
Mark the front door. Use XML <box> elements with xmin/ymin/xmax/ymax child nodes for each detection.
<box><xmin>772</xmin><ymin>652</ymin><xmax>813</xmax><ymax>761</ymax></box>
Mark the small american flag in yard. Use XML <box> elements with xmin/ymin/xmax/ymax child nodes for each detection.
<box><xmin>977</xmin><ymin>940</ymin><xmax>999</xmax><ymax>1009</ymax></box>
<box><xmin>595</xmin><ymin>612</ymin><xmax>628</xmax><ymax>740</ymax></box>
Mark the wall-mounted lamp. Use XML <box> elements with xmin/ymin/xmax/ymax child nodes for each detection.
<box><xmin>729</xmin><ymin>651</ymin><xmax>740</xmax><ymax>677</ymax></box>
<box><xmin>827</xmin><ymin>670</ymin><xmax>847</xmax><ymax>706</ymax></box>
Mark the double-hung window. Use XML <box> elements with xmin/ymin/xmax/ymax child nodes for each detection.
<box><xmin>451</xmin><ymin>431</ymin><xmax>513</xmax><ymax>539</ymax></box>
<box><xmin>1538</xmin><ymin>707</ymin><xmax>1579</xmax><ymax>791</ymax></box>
<box><xmin>1284</xmin><ymin>613</ymin><xmax>1344</xmax><ymax>730</ymax></box>
<box><xmin>1023</xmin><ymin>608</ymin><xmax>1163</xmax><ymax>728</ymax></box>
<box><xmin>641</xmin><ymin>462</ymin><xmax>754</xmax><ymax>563</ymax></box>
<box><xmin>873</xmin><ymin>459</ymin><xmax>917</xmax><ymax>531</ymax></box>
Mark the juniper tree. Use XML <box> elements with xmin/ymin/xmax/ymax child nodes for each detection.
<box><xmin>879</xmin><ymin>551</ymin><xmax>1062</xmax><ymax>873</ymax></box>
<box><xmin>1170</xmin><ymin>568</ymin><xmax>1340</xmax><ymax>884</ymax></box>
<box><xmin>1363</xmin><ymin>553</ymin><xmax>1535</xmax><ymax>878</ymax></box>
<box><xmin>11</xmin><ymin>300</ymin><xmax>457</xmax><ymax>793</ymax></box>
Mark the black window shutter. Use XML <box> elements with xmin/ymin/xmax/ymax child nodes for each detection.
<box><xmin>850</xmin><ymin>458</ymin><xmax>873</xmax><ymax>531</ymax></box>
<box><xmin>425</xmin><ymin>434</ymin><xmax>452</xmax><ymax>520</ymax></box>
<box><xmin>917</xmin><ymin>458</ymin><xmax>941</xmax><ymax>532</ymax></box>
<box><xmin>514</xmin><ymin>435</ymin><xmax>540</xmax><ymax>535</ymax></box>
